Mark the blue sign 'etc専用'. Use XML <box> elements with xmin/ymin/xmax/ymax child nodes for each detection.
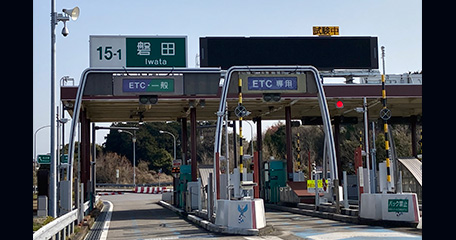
<box><xmin>247</xmin><ymin>77</ymin><xmax>297</xmax><ymax>91</ymax></box>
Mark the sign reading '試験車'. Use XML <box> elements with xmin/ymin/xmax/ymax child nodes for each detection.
<box><xmin>89</xmin><ymin>35</ymin><xmax>187</xmax><ymax>68</ymax></box>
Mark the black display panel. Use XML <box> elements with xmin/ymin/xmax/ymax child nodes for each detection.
<box><xmin>199</xmin><ymin>36</ymin><xmax>378</xmax><ymax>70</ymax></box>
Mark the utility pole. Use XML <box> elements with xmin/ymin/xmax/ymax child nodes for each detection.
<box><xmin>49</xmin><ymin>0</ymin><xmax>57</xmax><ymax>217</ymax></box>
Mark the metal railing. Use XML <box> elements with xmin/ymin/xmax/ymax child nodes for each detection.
<box><xmin>33</xmin><ymin>197</ymin><xmax>98</xmax><ymax>240</ymax></box>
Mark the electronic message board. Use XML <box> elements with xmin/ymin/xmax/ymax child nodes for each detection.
<box><xmin>199</xmin><ymin>36</ymin><xmax>378</xmax><ymax>70</ymax></box>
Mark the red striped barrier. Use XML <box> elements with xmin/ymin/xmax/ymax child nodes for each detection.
<box><xmin>134</xmin><ymin>186</ymin><xmax>172</xmax><ymax>194</ymax></box>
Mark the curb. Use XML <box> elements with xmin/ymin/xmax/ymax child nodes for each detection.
<box><xmin>157</xmin><ymin>200</ymin><xmax>271</xmax><ymax>236</ymax></box>
<box><xmin>157</xmin><ymin>200</ymin><xmax>186</xmax><ymax>217</ymax></box>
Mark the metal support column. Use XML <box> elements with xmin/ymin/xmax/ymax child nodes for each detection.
<box><xmin>285</xmin><ymin>106</ymin><xmax>293</xmax><ymax>181</ymax></box>
<box><xmin>181</xmin><ymin>118</ymin><xmax>188</xmax><ymax>165</ymax></box>
<box><xmin>253</xmin><ymin>151</ymin><xmax>260</xmax><ymax>198</ymax></box>
<box><xmin>232</xmin><ymin>120</ymin><xmax>237</xmax><ymax>168</ymax></box>
<box><xmin>190</xmin><ymin>108</ymin><xmax>197</xmax><ymax>181</ymax></box>
<box><xmin>410</xmin><ymin>115</ymin><xmax>417</xmax><ymax>157</ymax></box>
<box><xmin>363</xmin><ymin>97</ymin><xmax>371</xmax><ymax>193</ymax></box>
<box><xmin>238</xmin><ymin>78</ymin><xmax>244</xmax><ymax>182</ymax></box>
<box><xmin>333</xmin><ymin>116</ymin><xmax>342</xmax><ymax>181</ymax></box>
<box><xmin>80</xmin><ymin>110</ymin><xmax>91</xmax><ymax>202</ymax></box>
<box><xmin>90</xmin><ymin>122</ymin><xmax>96</xmax><ymax>211</ymax></box>
<box><xmin>254</xmin><ymin>117</ymin><xmax>263</xmax><ymax>198</ymax></box>
<box><xmin>49</xmin><ymin>0</ymin><xmax>57</xmax><ymax>218</ymax></box>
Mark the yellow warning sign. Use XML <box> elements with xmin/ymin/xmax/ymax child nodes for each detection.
<box><xmin>313</xmin><ymin>26</ymin><xmax>339</xmax><ymax>36</ymax></box>
<box><xmin>307</xmin><ymin>179</ymin><xmax>329</xmax><ymax>189</ymax></box>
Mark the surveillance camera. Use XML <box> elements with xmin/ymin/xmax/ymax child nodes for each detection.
<box><xmin>61</xmin><ymin>21</ymin><xmax>69</xmax><ymax>37</ymax></box>
<box><xmin>62</xmin><ymin>25</ymin><xmax>69</xmax><ymax>37</ymax></box>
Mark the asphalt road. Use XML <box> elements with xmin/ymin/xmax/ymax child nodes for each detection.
<box><xmin>264</xmin><ymin>209</ymin><xmax>421</xmax><ymax>240</ymax></box>
<box><xmin>99</xmin><ymin>193</ymin><xmax>422</xmax><ymax>240</ymax></box>
<box><xmin>100</xmin><ymin>193</ymin><xmax>227</xmax><ymax>240</ymax></box>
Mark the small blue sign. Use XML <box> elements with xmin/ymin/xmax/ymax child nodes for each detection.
<box><xmin>247</xmin><ymin>77</ymin><xmax>297</xmax><ymax>91</ymax></box>
<box><xmin>122</xmin><ymin>79</ymin><xmax>174</xmax><ymax>92</ymax></box>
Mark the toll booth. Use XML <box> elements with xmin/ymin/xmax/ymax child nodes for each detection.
<box><xmin>36</xmin><ymin>159</ymin><xmax>50</xmax><ymax>216</ymax></box>
<box><xmin>37</xmin><ymin>166</ymin><xmax>50</xmax><ymax>197</ymax></box>
<box><xmin>177</xmin><ymin>165</ymin><xmax>192</xmax><ymax>208</ymax></box>
<box><xmin>266</xmin><ymin>160</ymin><xmax>287</xmax><ymax>203</ymax></box>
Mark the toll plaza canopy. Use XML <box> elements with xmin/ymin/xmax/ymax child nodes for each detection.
<box><xmin>60</xmin><ymin>35</ymin><xmax>422</xmax><ymax>214</ymax></box>
<box><xmin>61</xmin><ymin>67</ymin><xmax>421</xmax><ymax>123</ymax></box>
<box><xmin>60</xmin><ymin>66</ymin><xmax>421</xmax><ymax>210</ymax></box>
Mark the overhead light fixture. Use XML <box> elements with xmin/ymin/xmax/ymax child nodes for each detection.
<box><xmin>200</xmin><ymin>99</ymin><xmax>206</xmax><ymax>108</ymax></box>
<box><xmin>139</xmin><ymin>95</ymin><xmax>158</xmax><ymax>105</ymax></box>
<box><xmin>263</xmin><ymin>93</ymin><xmax>281</xmax><ymax>102</ymax></box>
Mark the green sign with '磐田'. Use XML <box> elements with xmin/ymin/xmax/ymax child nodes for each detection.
<box><xmin>90</xmin><ymin>36</ymin><xmax>187</xmax><ymax>68</ymax></box>
<box><xmin>126</xmin><ymin>37</ymin><xmax>186</xmax><ymax>67</ymax></box>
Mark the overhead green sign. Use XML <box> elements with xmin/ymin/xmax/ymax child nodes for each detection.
<box><xmin>37</xmin><ymin>155</ymin><xmax>51</xmax><ymax>164</ymax></box>
<box><xmin>90</xmin><ymin>35</ymin><xmax>187</xmax><ymax>68</ymax></box>
<box><xmin>126</xmin><ymin>37</ymin><xmax>186</xmax><ymax>67</ymax></box>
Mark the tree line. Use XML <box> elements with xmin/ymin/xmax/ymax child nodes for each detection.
<box><xmin>80</xmin><ymin>120</ymin><xmax>420</xmax><ymax>184</ymax></box>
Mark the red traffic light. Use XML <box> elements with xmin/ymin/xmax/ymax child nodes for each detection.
<box><xmin>336</xmin><ymin>100</ymin><xmax>344</xmax><ymax>108</ymax></box>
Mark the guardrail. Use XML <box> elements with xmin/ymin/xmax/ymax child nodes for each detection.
<box><xmin>33</xmin><ymin>197</ymin><xmax>98</xmax><ymax>240</ymax></box>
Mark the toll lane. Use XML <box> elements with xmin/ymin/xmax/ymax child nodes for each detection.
<box><xmin>265</xmin><ymin>208</ymin><xmax>422</xmax><ymax>240</ymax></box>
<box><xmin>99</xmin><ymin>193</ymin><xmax>421</xmax><ymax>240</ymax></box>
<box><xmin>100</xmin><ymin>193</ymin><xmax>231</xmax><ymax>240</ymax></box>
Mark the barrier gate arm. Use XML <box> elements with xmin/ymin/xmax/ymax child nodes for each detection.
<box><xmin>213</xmin><ymin>66</ymin><xmax>339</xmax><ymax>209</ymax></box>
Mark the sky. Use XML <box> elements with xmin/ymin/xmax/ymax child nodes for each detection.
<box><xmin>33</xmin><ymin>0</ymin><xmax>422</xmax><ymax>158</ymax></box>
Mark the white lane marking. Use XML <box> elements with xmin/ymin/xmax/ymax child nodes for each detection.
<box><xmin>245</xmin><ymin>236</ymin><xmax>283</xmax><ymax>240</ymax></box>
<box><xmin>296</xmin><ymin>230</ymin><xmax>421</xmax><ymax>240</ymax></box>
<box><xmin>99</xmin><ymin>200</ymin><xmax>113</xmax><ymax>240</ymax></box>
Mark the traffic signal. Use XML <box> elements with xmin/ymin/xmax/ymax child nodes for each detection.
<box><xmin>263</xmin><ymin>93</ymin><xmax>281</xmax><ymax>102</ymax></box>
<box><xmin>336</xmin><ymin>100</ymin><xmax>344</xmax><ymax>108</ymax></box>
<box><xmin>139</xmin><ymin>95</ymin><xmax>158</xmax><ymax>105</ymax></box>
<box><xmin>249</xmin><ymin>163</ymin><xmax>254</xmax><ymax>171</ymax></box>
<box><xmin>171</xmin><ymin>167</ymin><xmax>180</xmax><ymax>173</ymax></box>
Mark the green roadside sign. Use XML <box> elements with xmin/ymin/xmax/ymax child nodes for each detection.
<box><xmin>60</xmin><ymin>154</ymin><xmax>68</xmax><ymax>163</ymax></box>
<box><xmin>37</xmin><ymin>154</ymin><xmax>68</xmax><ymax>164</ymax></box>
<box><xmin>388</xmin><ymin>199</ymin><xmax>409</xmax><ymax>212</ymax></box>
<box><xmin>37</xmin><ymin>155</ymin><xmax>51</xmax><ymax>164</ymax></box>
